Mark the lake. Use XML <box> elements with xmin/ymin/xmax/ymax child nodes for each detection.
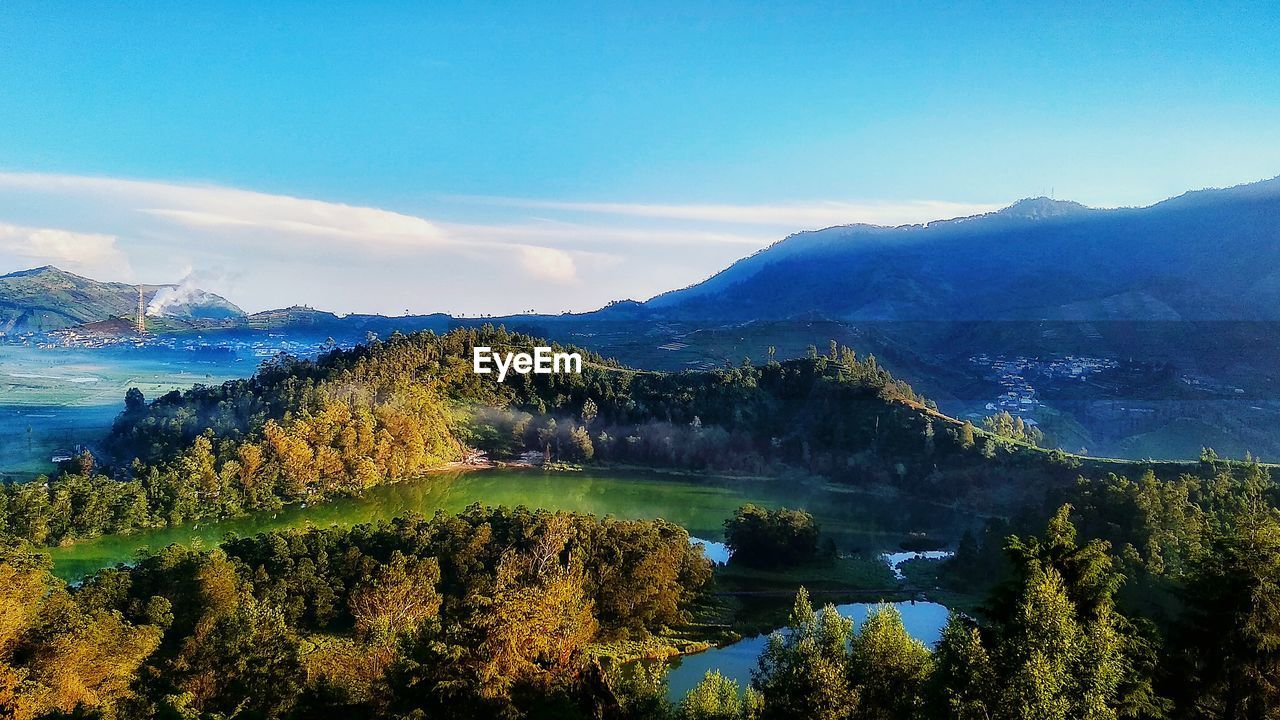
<box><xmin>664</xmin><ymin>600</ymin><xmax>951</xmax><ymax>701</ymax></box>
<box><xmin>48</xmin><ymin>467</ymin><xmax>974</xmax><ymax>581</ymax></box>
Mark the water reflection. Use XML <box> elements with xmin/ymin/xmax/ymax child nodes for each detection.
<box><xmin>689</xmin><ymin>536</ymin><xmax>732</xmax><ymax>565</ymax></box>
<box><xmin>665</xmin><ymin>601</ymin><xmax>950</xmax><ymax>701</ymax></box>
<box><xmin>880</xmin><ymin>550</ymin><xmax>954</xmax><ymax>579</ymax></box>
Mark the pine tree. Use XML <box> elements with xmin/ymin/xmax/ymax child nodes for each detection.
<box><xmin>991</xmin><ymin>507</ymin><xmax>1131</xmax><ymax>720</ymax></box>
<box><xmin>752</xmin><ymin>588</ymin><xmax>855</xmax><ymax>720</ymax></box>
<box><xmin>581</xmin><ymin>397</ymin><xmax>599</xmax><ymax>426</ymax></box>
<box><xmin>930</xmin><ymin>614</ymin><xmax>996</xmax><ymax>720</ymax></box>
<box><xmin>567</xmin><ymin>423</ymin><xmax>595</xmax><ymax>461</ymax></box>
<box><xmin>1001</xmin><ymin>567</ymin><xmax>1080</xmax><ymax>720</ymax></box>
<box><xmin>848</xmin><ymin>604</ymin><xmax>933</xmax><ymax>720</ymax></box>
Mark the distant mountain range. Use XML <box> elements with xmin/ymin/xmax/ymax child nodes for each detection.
<box><xmin>630</xmin><ymin>177</ymin><xmax>1280</xmax><ymax>322</ymax></box>
<box><xmin>10</xmin><ymin>176</ymin><xmax>1280</xmax><ymax>334</ymax></box>
<box><xmin>0</xmin><ymin>266</ymin><xmax>455</xmax><ymax>338</ymax></box>
<box><xmin>0</xmin><ymin>266</ymin><xmax>244</xmax><ymax>334</ymax></box>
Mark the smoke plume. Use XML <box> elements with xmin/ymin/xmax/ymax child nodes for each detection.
<box><xmin>146</xmin><ymin>268</ymin><xmax>216</xmax><ymax>317</ymax></box>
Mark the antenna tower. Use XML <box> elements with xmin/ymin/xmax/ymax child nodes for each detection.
<box><xmin>136</xmin><ymin>287</ymin><xmax>146</xmax><ymax>333</ymax></box>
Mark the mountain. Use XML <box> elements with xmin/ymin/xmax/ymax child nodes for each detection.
<box><xmin>642</xmin><ymin>178</ymin><xmax>1280</xmax><ymax>322</ymax></box>
<box><xmin>0</xmin><ymin>266</ymin><xmax>244</xmax><ymax>334</ymax></box>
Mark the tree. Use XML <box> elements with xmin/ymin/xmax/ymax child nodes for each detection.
<box><xmin>1179</xmin><ymin>507</ymin><xmax>1280</xmax><ymax>719</ymax></box>
<box><xmin>566</xmin><ymin>423</ymin><xmax>595</xmax><ymax>462</ymax></box>
<box><xmin>34</xmin><ymin>609</ymin><xmax>163</xmax><ymax>714</ymax></box>
<box><xmin>752</xmin><ymin>589</ymin><xmax>855</xmax><ymax>720</ymax></box>
<box><xmin>75</xmin><ymin>449</ymin><xmax>95</xmax><ymax>477</ymax></box>
<box><xmin>848</xmin><ymin>604</ymin><xmax>933</xmax><ymax>720</ymax></box>
<box><xmin>181</xmin><ymin>434</ymin><xmax>220</xmax><ymax>501</ymax></box>
<box><xmin>581</xmin><ymin>397</ymin><xmax>599</xmax><ymax>426</ymax></box>
<box><xmin>474</xmin><ymin>520</ymin><xmax>598</xmax><ymax>699</ymax></box>
<box><xmin>724</xmin><ymin>505</ymin><xmax>820</xmax><ymax>569</ymax></box>
<box><xmin>997</xmin><ymin>505</ymin><xmax>1121</xmax><ymax>622</ymax></box>
<box><xmin>608</xmin><ymin>660</ymin><xmax>673</xmax><ymax>720</ymax></box>
<box><xmin>349</xmin><ymin>552</ymin><xmax>442</xmax><ymax>643</ymax></box>
<box><xmin>539</xmin><ymin>418</ymin><xmax>559</xmax><ymax>462</ymax></box>
<box><xmin>930</xmin><ymin>615</ymin><xmax>996</xmax><ymax>720</ymax></box>
<box><xmin>991</xmin><ymin>509</ymin><xmax>1130</xmax><ymax>720</ymax></box>
<box><xmin>124</xmin><ymin>387</ymin><xmax>146</xmax><ymax>412</ymax></box>
<box><xmin>236</xmin><ymin>442</ymin><xmax>264</xmax><ymax>492</ymax></box>
<box><xmin>982</xmin><ymin>412</ymin><xmax>1045</xmax><ymax>447</ymax></box>
<box><xmin>1001</xmin><ymin>567</ymin><xmax>1080</xmax><ymax>720</ymax></box>
<box><xmin>0</xmin><ymin>549</ymin><xmax>161</xmax><ymax>720</ymax></box>
<box><xmin>681</xmin><ymin>670</ymin><xmax>744</xmax><ymax>720</ymax></box>
<box><xmin>176</xmin><ymin>596</ymin><xmax>305</xmax><ymax>719</ymax></box>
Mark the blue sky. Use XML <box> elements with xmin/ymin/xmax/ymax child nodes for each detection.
<box><xmin>1</xmin><ymin>2</ymin><xmax>1278</xmax><ymax>314</ymax></box>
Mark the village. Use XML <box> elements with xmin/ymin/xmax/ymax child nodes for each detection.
<box><xmin>968</xmin><ymin>353</ymin><xmax>1120</xmax><ymax>425</ymax></box>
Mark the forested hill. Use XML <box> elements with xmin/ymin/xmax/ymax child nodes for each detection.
<box><xmin>3</xmin><ymin>327</ymin><xmax>1176</xmax><ymax>546</ymax></box>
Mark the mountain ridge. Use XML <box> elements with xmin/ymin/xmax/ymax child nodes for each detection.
<box><xmin>637</xmin><ymin>176</ymin><xmax>1280</xmax><ymax>322</ymax></box>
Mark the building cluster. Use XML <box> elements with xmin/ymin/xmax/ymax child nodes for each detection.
<box><xmin>968</xmin><ymin>353</ymin><xmax>1119</xmax><ymax>423</ymax></box>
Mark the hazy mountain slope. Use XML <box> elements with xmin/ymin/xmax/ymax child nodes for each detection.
<box><xmin>0</xmin><ymin>266</ymin><xmax>244</xmax><ymax>333</ymax></box>
<box><xmin>644</xmin><ymin>178</ymin><xmax>1280</xmax><ymax>322</ymax></box>
<box><xmin>246</xmin><ymin>305</ymin><xmax>452</xmax><ymax>335</ymax></box>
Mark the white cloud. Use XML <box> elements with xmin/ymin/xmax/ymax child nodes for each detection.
<box><xmin>451</xmin><ymin>196</ymin><xmax>1005</xmax><ymax>229</ymax></box>
<box><xmin>0</xmin><ymin>222</ymin><xmax>130</xmax><ymax>276</ymax></box>
<box><xmin>517</xmin><ymin>245</ymin><xmax>577</xmax><ymax>284</ymax></box>
<box><xmin>0</xmin><ymin>173</ymin><xmax>453</xmax><ymax>250</ymax></box>
<box><xmin>139</xmin><ymin>200</ymin><xmax>449</xmax><ymax>247</ymax></box>
<box><xmin>440</xmin><ymin>219</ymin><xmax>772</xmax><ymax>248</ymax></box>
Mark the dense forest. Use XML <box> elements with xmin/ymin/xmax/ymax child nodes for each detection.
<box><xmin>1</xmin><ymin>327</ymin><xmax>1099</xmax><ymax>546</ymax></box>
<box><xmin>4</xmin><ymin>327</ymin><xmax>1280</xmax><ymax>718</ymax></box>
<box><xmin>928</xmin><ymin>454</ymin><xmax>1280</xmax><ymax>720</ymax></box>
<box><xmin>0</xmin><ymin>506</ymin><xmax>711</xmax><ymax>719</ymax></box>
<box><xmin>3</xmin><ymin>479</ymin><xmax>1278</xmax><ymax>719</ymax></box>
